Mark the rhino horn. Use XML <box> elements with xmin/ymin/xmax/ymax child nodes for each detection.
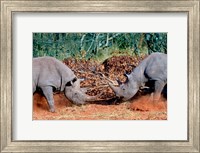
<box><xmin>79</xmin><ymin>78</ymin><xmax>85</xmax><ymax>82</ymax></box>
<box><xmin>108</xmin><ymin>83</ymin><xmax>120</xmax><ymax>95</ymax></box>
<box><xmin>80</xmin><ymin>87</ymin><xmax>88</xmax><ymax>93</ymax></box>
<box><xmin>84</xmin><ymin>95</ymin><xmax>98</xmax><ymax>102</ymax></box>
<box><xmin>84</xmin><ymin>90</ymin><xmax>104</xmax><ymax>102</ymax></box>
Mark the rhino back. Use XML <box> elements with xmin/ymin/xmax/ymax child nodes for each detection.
<box><xmin>33</xmin><ymin>56</ymin><xmax>76</xmax><ymax>91</ymax></box>
<box><xmin>144</xmin><ymin>53</ymin><xmax>167</xmax><ymax>82</ymax></box>
<box><xmin>130</xmin><ymin>53</ymin><xmax>167</xmax><ymax>84</ymax></box>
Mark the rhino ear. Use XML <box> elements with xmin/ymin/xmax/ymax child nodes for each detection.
<box><xmin>124</xmin><ymin>73</ymin><xmax>130</xmax><ymax>82</ymax></box>
<box><xmin>116</xmin><ymin>79</ymin><xmax>122</xmax><ymax>85</ymax></box>
<box><xmin>124</xmin><ymin>73</ymin><xmax>130</xmax><ymax>78</ymax></box>
<box><xmin>66</xmin><ymin>81</ymin><xmax>72</xmax><ymax>86</ymax></box>
<box><xmin>79</xmin><ymin>78</ymin><xmax>85</xmax><ymax>82</ymax></box>
<box><xmin>72</xmin><ymin>77</ymin><xmax>77</xmax><ymax>83</ymax></box>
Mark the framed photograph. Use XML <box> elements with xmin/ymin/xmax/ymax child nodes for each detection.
<box><xmin>32</xmin><ymin>32</ymin><xmax>168</xmax><ymax>120</ymax></box>
<box><xmin>1</xmin><ymin>0</ymin><xmax>199</xmax><ymax>152</ymax></box>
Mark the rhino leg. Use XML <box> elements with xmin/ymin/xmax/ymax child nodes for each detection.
<box><xmin>33</xmin><ymin>82</ymin><xmax>36</xmax><ymax>94</ymax></box>
<box><xmin>153</xmin><ymin>80</ymin><xmax>166</xmax><ymax>101</ymax></box>
<box><xmin>41</xmin><ymin>86</ymin><xmax>55</xmax><ymax>112</ymax></box>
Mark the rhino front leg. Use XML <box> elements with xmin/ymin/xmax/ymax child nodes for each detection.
<box><xmin>153</xmin><ymin>80</ymin><xmax>166</xmax><ymax>101</ymax></box>
<box><xmin>41</xmin><ymin>86</ymin><xmax>55</xmax><ymax>112</ymax></box>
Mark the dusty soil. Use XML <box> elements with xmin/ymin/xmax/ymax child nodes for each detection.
<box><xmin>33</xmin><ymin>55</ymin><xmax>167</xmax><ymax>120</ymax></box>
<box><xmin>33</xmin><ymin>93</ymin><xmax>167</xmax><ymax>120</ymax></box>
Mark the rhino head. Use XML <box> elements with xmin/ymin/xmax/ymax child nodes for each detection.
<box><xmin>64</xmin><ymin>78</ymin><xmax>98</xmax><ymax>105</ymax></box>
<box><xmin>109</xmin><ymin>74</ymin><xmax>139</xmax><ymax>101</ymax></box>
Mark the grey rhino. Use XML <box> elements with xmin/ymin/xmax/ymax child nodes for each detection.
<box><xmin>33</xmin><ymin>56</ymin><xmax>97</xmax><ymax>112</ymax></box>
<box><xmin>109</xmin><ymin>52</ymin><xmax>167</xmax><ymax>101</ymax></box>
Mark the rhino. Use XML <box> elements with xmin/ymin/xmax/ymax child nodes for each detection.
<box><xmin>109</xmin><ymin>52</ymin><xmax>167</xmax><ymax>101</ymax></box>
<box><xmin>33</xmin><ymin>56</ymin><xmax>97</xmax><ymax>112</ymax></box>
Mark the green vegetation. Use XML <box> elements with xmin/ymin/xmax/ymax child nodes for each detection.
<box><xmin>33</xmin><ymin>33</ymin><xmax>167</xmax><ymax>61</ymax></box>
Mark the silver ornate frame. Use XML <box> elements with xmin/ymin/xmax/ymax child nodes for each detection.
<box><xmin>1</xmin><ymin>0</ymin><xmax>199</xmax><ymax>152</ymax></box>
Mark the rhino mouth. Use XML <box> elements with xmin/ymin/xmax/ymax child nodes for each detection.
<box><xmin>114</xmin><ymin>94</ymin><xmax>124</xmax><ymax>99</ymax></box>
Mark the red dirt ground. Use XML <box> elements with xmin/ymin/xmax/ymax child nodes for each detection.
<box><xmin>33</xmin><ymin>93</ymin><xmax>167</xmax><ymax>120</ymax></box>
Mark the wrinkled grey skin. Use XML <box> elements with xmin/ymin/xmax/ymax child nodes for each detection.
<box><xmin>65</xmin><ymin>79</ymin><xmax>98</xmax><ymax>105</ymax></box>
<box><xmin>33</xmin><ymin>56</ymin><xmax>97</xmax><ymax>112</ymax></box>
<box><xmin>109</xmin><ymin>53</ymin><xmax>167</xmax><ymax>101</ymax></box>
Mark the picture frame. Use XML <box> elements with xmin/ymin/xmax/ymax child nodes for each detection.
<box><xmin>0</xmin><ymin>0</ymin><xmax>199</xmax><ymax>152</ymax></box>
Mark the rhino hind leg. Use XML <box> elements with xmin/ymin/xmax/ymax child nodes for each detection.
<box><xmin>41</xmin><ymin>86</ymin><xmax>55</xmax><ymax>112</ymax></box>
<box><xmin>33</xmin><ymin>83</ymin><xmax>36</xmax><ymax>94</ymax></box>
<box><xmin>153</xmin><ymin>80</ymin><xmax>166</xmax><ymax>101</ymax></box>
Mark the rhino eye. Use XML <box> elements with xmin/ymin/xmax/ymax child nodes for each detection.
<box><xmin>121</xmin><ymin>87</ymin><xmax>125</xmax><ymax>91</ymax></box>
